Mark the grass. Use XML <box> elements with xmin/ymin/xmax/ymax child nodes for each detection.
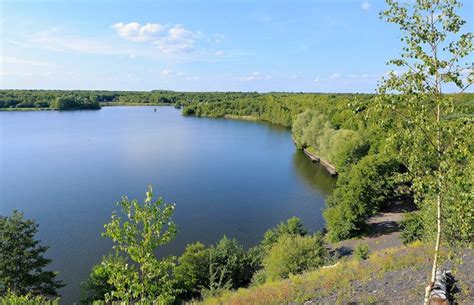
<box><xmin>200</xmin><ymin>242</ymin><xmax>432</xmax><ymax>305</ymax></box>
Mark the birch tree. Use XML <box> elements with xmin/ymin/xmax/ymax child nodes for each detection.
<box><xmin>377</xmin><ymin>0</ymin><xmax>473</xmax><ymax>303</ymax></box>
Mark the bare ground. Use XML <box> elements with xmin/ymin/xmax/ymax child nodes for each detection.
<box><xmin>331</xmin><ymin>201</ymin><xmax>416</xmax><ymax>257</ymax></box>
<box><xmin>313</xmin><ymin>202</ymin><xmax>474</xmax><ymax>304</ymax></box>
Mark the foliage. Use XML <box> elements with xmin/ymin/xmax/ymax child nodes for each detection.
<box><xmin>0</xmin><ymin>210</ymin><xmax>64</xmax><ymax>297</ymax></box>
<box><xmin>292</xmin><ymin>110</ymin><xmax>368</xmax><ymax>169</ymax></box>
<box><xmin>174</xmin><ymin>242</ymin><xmax>209</xmax><ymax>300</ymax></box>
<box><xmin>85</xmin><ymin>186</ymin><xmax>177</xmax><ymax>303</ymax></box>
<box><xmin>324</xmin><ymin>154</ymin><xmax>401</xmax><ymax>241</ymax></box>
<box><xmin>262</xmin><ymin>234</ymin><xmax>327</xmax><ymax>281</ymax></box>
<box><xmin>0</xmin><ymin>291</ymin><xmax>59</xmax><ymax>305</ymax></box>
<box><xmin>400</xmin><ymin>211</ymin><xmax>425</xmax><ymax>245</ymax></box>
<box><xmin>377</xmin><ymin>1</ymin><xmax>473</xmax><ymax>300</ymax></box>
<box><xmin>50</xmin><ymin>96</ymin><xmax>100</xmax><ymax>110</ymax></box>
<box><xmin>353</xmin><ymin>243</ymin><xmax>370</xmax><ymax>261</ymax></box>
<box><xmin>173</xmin><ymin>236</ymin><xmax>256</xmax><ymax>301</ymax></box>
<box><xmin>79</xmin><ymin>254</ymin><xmax>123</xmax><ymax>304</ymax></box>
<box><xmin>260</xmin><ymin>217</ymin><xmax>308</xmax><ymax>251</ymax></box>
<box><xmin>202</xmin><ymin>243</ymin><xmax>437</xmax><ymax>305</ymax></box>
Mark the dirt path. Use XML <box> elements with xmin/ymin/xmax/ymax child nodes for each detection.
<box><xmin>331</xmin><ymin>201</ymin><xmax>416</xmax><ymax>257</ymax></box>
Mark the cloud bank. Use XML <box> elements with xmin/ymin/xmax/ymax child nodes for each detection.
<box><xmin>112</xmin><ymin>22</ymin><xmax>201</xmax><ymax>54</ymax></box>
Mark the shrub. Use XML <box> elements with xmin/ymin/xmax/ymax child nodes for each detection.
<box><xmin>400</xmin><ymin>211</ymin><xmax>424</xmax><ymax>245</ymax></box>
<box><xmin>80</xmin><ymin>254</ymin><xmax>124</xmax><ymax>304</ymax></box>
<box><xmin>260</xmin><ymin>217</ymin><xmax>307</xmax><ymax>251</ymax></box>
<box><xmin>0</xmin><ymin>292</ymin><xmax>59</xmax><ymax>305</ymax></box>
<box><xmin>174</xmin><ymin>242</ymin><xmax>210</xmax><ymax>300</ymax></box>
<box><xmin>354</xmin><ymin>243</ymin><xmax>370</xmax><ymax>260</ymax></box>
<box><xmin>324</xmin><ymin>154</ymin><xmax>401</xmax><ymax>241</ymax></box>
<box><xmin>262</xmin><ymin>234</ymin><xmax>327</xmax><ymax>281</ymax></box>
<box><xmin>173</xmin><ymin>236</ymin><xmax>257</xmax><ymax>301</ymax></box>
<box><xmin>250</xmin><ymin>270</ymin><xmax>267</xmax><ymax>286</ymax></box>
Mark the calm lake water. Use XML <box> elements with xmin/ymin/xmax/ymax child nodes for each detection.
<box><xmin>0</xmin><ymin>106</ymin><xmax>335</xmax><ymax>303</ymax></box>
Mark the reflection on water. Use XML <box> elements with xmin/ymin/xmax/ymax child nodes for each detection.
<box><xmin>292</xmin><ymin>151</ymin><xmax>336</xmax><ymax>195</ymax></box>
<box><xmin>0</xmin><ymin>106</ymin><xmax>335</xmax><ymax>303</ymax></box>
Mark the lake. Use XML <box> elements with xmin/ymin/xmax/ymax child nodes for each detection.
<box><xmin>0</xmin><ymin>106</ymin><xmax>335</xmax><ymax>303</ymax></box>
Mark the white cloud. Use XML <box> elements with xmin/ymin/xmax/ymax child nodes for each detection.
<box><xmin>330</xmin><ymin>73</ymin><xmax>342</xmax><ymax>79</ymax></box>
<box><xmin>215</xmin><ymin>50</ymin><xmax>224</xmax><ymax>56</ymax></box>
<box><xmin>112</xmin><ymin>22</ymin><xmax>200</xmax><ymax>54</ymax></box>
<box><xmin>238</xmin><ymin>72</ymin><xmax>272</xmax><ymax>81</ymax></box>
<box><xmin>112</xmin><ymin>22</ymin><xmax>166</xmax><ymax>41</ymax></box>
<box><xmin>361</xmin><ymin>1</ymin><xmax>370</xmax><ymax>11</ymax></box>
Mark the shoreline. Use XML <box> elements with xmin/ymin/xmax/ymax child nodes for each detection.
<box><xmin>0</xmin><ymin>103</ymin><xmax>175</xmax><ymax>112</ymax></box>
<box><xmin>303</xmin><ymin>148</ymin><xmax>338</xmax><ymax>176</ymax></box>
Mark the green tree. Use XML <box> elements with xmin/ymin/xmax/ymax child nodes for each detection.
<box><xmin>99</xmin><ymin>186</ymin><xmax>177</xmax><ymax>303</ymax></box>
<box><xmin>324</xmin><ymin>154</ymin><xmax>401</xmax><ymax>241</ymax></box>
<box><xmin>174</xmin><ymin>242</ymin><xmax>209</xmax><ymax>300</ymax></box>
<box><xmin>378</xmin><ymin>0</ymin><xmax>473</xmax><ymax>302</ymax></box>
<box><xmin>0</xmin><ymin>211</ymin><xmax>64</xmax><ymax>297</ymax></box>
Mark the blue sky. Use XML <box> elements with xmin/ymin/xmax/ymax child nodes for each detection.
<box><xmin>1</xmin><ymin>0</ymin><xmax>472</xmax><ymax>92</ymax></box>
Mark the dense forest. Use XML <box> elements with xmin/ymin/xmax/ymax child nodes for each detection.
<box><xmin>0</xmin><ymin>90</ymin><xmax>259</xmax><ymax>110</ymax></box>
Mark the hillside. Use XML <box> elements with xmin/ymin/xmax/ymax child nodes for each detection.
<box><xmin>201</xmin><ymin>243</ymin><xmax>473</xmax><ymax>304</ymax></box>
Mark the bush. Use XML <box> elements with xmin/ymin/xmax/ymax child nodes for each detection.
<box><xmin>174</xmin><ymin>242</ymin><xmax>209</xmax><ymax>300</ymax></box>
<box><xmin>80</xmin><ymin>254</ymin><xmax>123</xmax><ymax>304</ymax></box>
<box><xmin>262</xmin><ymin>234</ymin><xmax>327</xmax><ymax>281</ymax></box>
<box><xmin>0</xmin><ymin>292</ymin><xmax>59</xmax><ymax>305</ymax></box>
<box><xmin>400</xmin><ymin>211</ymin><xmax>424</xmax><ymax>245</ymax></box>
<box><xmin>173</xmin><ymin>236</ymin><xmax>257</xmax><ymax>301</ymax></box>
<box><xmin>354</xmin><ymin>243</ymin><xmax>370</xmax><ymax>260</ymax></box>
<box><xmin>260</xmin><ymin>217</ymin><xmax>307</xmax><ymax>251</ymax></box>
<box><xmin>324</xmin><ymin>154</ymin><xmax>401</xmax><ymax>241</ymax></box>
<box><xmin>250</xmin><ymin>269</ymin><xmax>266</xmax><ymax>286</ymax></box>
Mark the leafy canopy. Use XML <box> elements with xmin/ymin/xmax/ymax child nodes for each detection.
<box><xmin>100</xmin><ymin>186</ymin><xmax>177</xmax><ymax>303</ymax></box>
<box><xmin>0</xmin><ymin>210</ymin><xmax>64</xmax><ymax>297</ymax></box>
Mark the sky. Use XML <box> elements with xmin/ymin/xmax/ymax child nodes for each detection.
<box><xmin>0</xmin><ymin>0</ymin><xmax>472</xmax><ymax>93</ymax></box>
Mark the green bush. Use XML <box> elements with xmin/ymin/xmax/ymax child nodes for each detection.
<box><xmin>262</xmin><ymin>234</ymin><xmax>327</xmax><ymax>281</ymax></box>
<box><xmin>324</xmin><ymin>154</ymin><xmax>401</xmax><ymax>241</ymax></box>
<box><xmin>174</xmin><ymin>242</ymin><xmax>210</xmax><ymax>300</ymax></box>
<box><xmin>0</xmin><ymin>292</ymin><xmax>59</xmax><ymax>305</ymax></box>
<box><xmin>173</xmin><ymin>236</ymin><xmax>257</xmax><ymax>301</ymax></box>
<box><xmin>260</xmin><ymin>217</ymin><xmax>307</xmax><ymax>251</ymax></box>
<box><xmin>80</xmin><ymin>254</ymin><xmax>123</xmax><ymax>304</ymax></box>
<box><xmin>353</xmin><ymin>243</ymin><xmax>370</xmax><ymax>260</ymax></box>
<box><xmin>400</xmin><ymin>211</ymin><xmax>424</xmax><ymax>245</ymax></box>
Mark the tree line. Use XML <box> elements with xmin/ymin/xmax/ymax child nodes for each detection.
<box><xmin>0</xmin><ymin>90</ymin><xmax>261</xmax><ymax>110</ymax></box>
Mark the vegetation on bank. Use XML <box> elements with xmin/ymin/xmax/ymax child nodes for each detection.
<box><xmin>0</xmin><ymin>195</ymin><xmax>330</xmax><ymax>304</ymax></box>
<box><xmin>0</xmin><ymin>90</ymin><xmax>260</xmax><ymax>110</ymax></box>
<box><xmin>202</xmin><ymin>242</ymin><xmax>463</xmax><ymax>305</ymax></box>
<box><xmin>181</xmin><ymin>91</ymin><xmax>472</xmax><ymax>243</ymax></box>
